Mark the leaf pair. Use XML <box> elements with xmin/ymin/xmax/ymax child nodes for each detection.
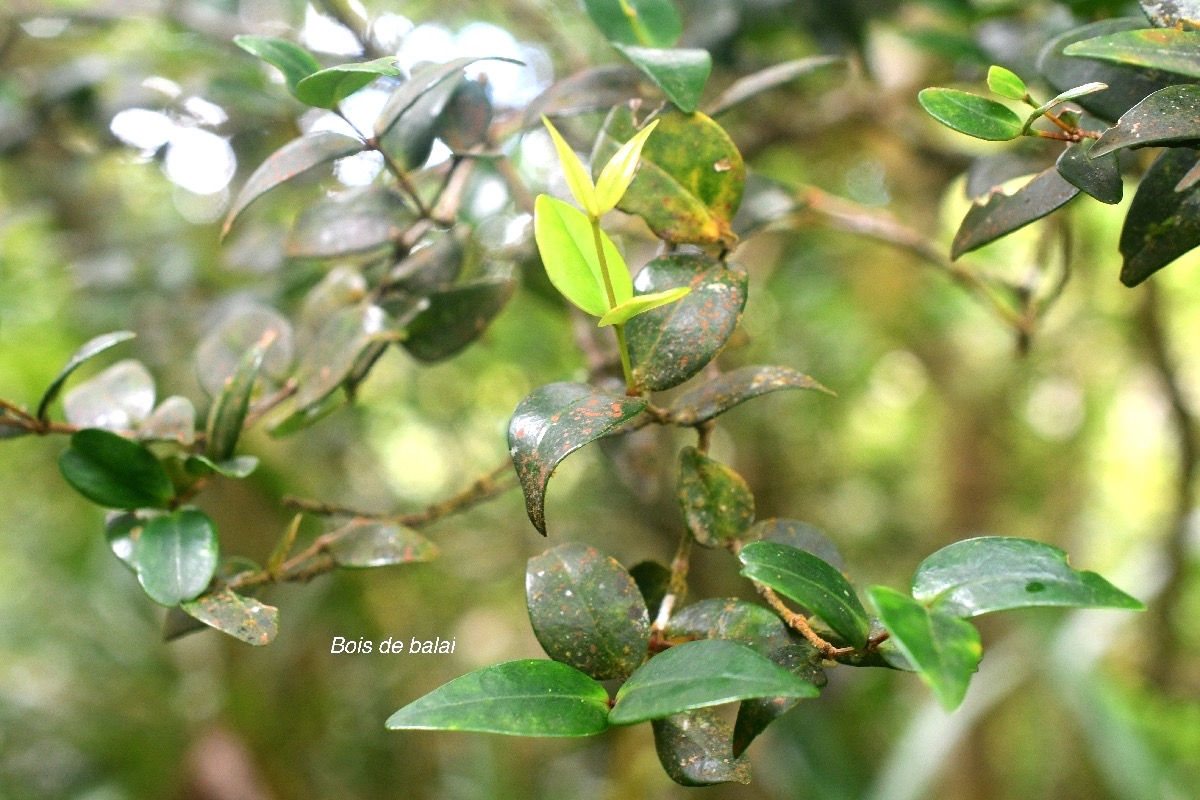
<box><xmin>235</xmin><ymin>35</ymin><xmax>400</xmax><ymax>109</ymax></box>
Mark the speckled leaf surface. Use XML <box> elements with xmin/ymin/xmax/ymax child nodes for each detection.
<box><xmin>526</xmin><ymin>543</ymin><xmax>650</xmax><ymax>680</ymax></box>
<box><xmin>328</xmin><ymin>520</ymin><xmax>438</xmax><ymax>568</ymax></box>
<box><xmin>1056</xmin><ymin>139</ymin><xmax>1122</xmax><ymax>204</ymax></box>
<box><xmin>509</xmin><ymin>382</ymin><xmax>646</xmax><ymax>535</ymax></box>
<box><xmin>293</xmin><ymin>303</ymin><xmax>388</xmax><ymax>409</ymax></box>
<box><xmin>732</xmin><ymin>642</ymin><xmax>826</xmax><ymax>756</ymax></box>
<box><xmin>664</xmin><ymin>598</ymin><xmax>792</xmax><ymax>656</ymax></box>
<box><xmin>181</xmin><ymin>588</ymin><xmax>279</xmax><ymax>646</ymax></box>
<box><xmin>668</xmin><ymin>365</ymin><xmax>830</xmax><ymax>425</ymax></box>
<box><xmin>625</xmin><ymin>254</ymin><xmax>748</xmax><ymax>392</ymax></box>
<box><xmin>653</xmin><ymin>708</ymin><xmax>751</xmax><ymax>786</ymax></box>
<box><xmin>402</xmin><ymin>278</ymin><xmax>516</xmax><ymax>363</ymax></box>
<box><xmin>951</xmin><ymin>166</ymin><xmax>1079</xmax><ymax>259</ymax></box>
<box><xmin>1065</xmin><ymin>27</ymin><xmax>1200</xmax><ymax>77</ymax></box>
<box><xmin>1119</xmin><ymin>147</ymin><xmax>1200</xmax><ymax>285</ymax></box>
<box><xmin>1140</xmin><ymin>0</ymin><xmax>1200</xmax><ymax>28</ymax></box>
<box><xmin>594</xmin><ymin>107</ymin><xmax>744</xmax><ymax>245</ymax></box>
<box><xmin>678</xmin><ymin>446</ymin><xmax>754</xmax><ymax>547</ymax></box>
<box><xmin>1091</xmin><ymin>85</ymin><xmax>1200</xmax><ymax>157</ymax></box>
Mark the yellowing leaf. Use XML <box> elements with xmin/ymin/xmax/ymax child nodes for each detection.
<box><xmin>594</xmin><ymin>118</ymin><xmax>659</xmax><ymax>214</ymax></box>
<box><xmin>597</xmin><ymin>286</ymin><xmax>689</xmax><ymax>326</ymax></box>
<box><xmin>542</xmin><ymin>115</ymin><xmax>599</xmax><ymax>217</ymax></box>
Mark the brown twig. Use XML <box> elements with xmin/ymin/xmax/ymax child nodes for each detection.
<box><xmin>754</xmin><ymin>581</ymin><xmax>853</xmax><ymax>658</ymax></box>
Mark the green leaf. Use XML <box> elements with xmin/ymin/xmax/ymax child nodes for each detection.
<box><xmin>1021</xmin><ymin>82</ymin><xmax>1108</xmax><ymax>133</ymax></box>
<box><xmin>294</xmin><ymin>56</ymin><xmax>402</xmax><ymax>109</ymax></box>
<box><xmin>748</xmin><ymin>518</ymin><xmax>846</xmax><ymax>572</ymax></box>
<box><xmin>1140</xmin><ymin>0</ymin><xmax>1200</xmax><ymax>28</ymax></box>
<box><xmin>1063</xmin><ymin>28</ymin><xmax>1200</xmax><ymax>78</ymax></box>
<box><xmin>987</xmin><ymin>65</ymin><xmax>1027</xmax><ymax>100</ymax></box>
<box><xmin>952</xmin><ymin>166</ymin><xmax>1080</xmax><ymax>259</ymax></box>
<box><xmin>375</xmin><ymin>57</ymin><xmax>522</xmax><ymax>139</ymax></box>
<box><xmin>35</xmin><ymin>330</ymin><xmax>135</xmax><ymax>422</ymax></box>
<box><xmin>386</xmin><ymin>659</ymin><xmax>610</xmax><ymax>736</ymax></box>
<box><xmin>667</xmin><ymin>365</ymin><xmax>831</xmax><ymax>426</ymax></box>
<box><xmin>268</xmin><ymin>389</ymin><xmax>346</xmax><ymax>437</ymax></box>
<box><xmin>379</xmin><ymin>64</ymin><xmax>462</xmax><ymax>170</ymax></box>
<box><xmin>664</xmin><ymin>598</ymin><xmax>792</xmax><ymax>656</ymax></box>
<box><xmin>133</xmin><ymin>509</ymin><xmax>220</xmax><ymax>607</ymax></box>
<box><xmin>222</xmin><ymin>132</ymin><xmax>365</xmax><ymax>238</ymax></box>
<box><xmin>509</xmin><ymin>382</ymin><xmax>646</xmax><ymax>535</ymax></box>
<box><xmin>205</xmin><ymin>340</ymin><xmax>266</xmax><ymax>462</ymax></box>
<box><xmin>184</xmin><ymin>454</ymin><xmax>259</xmax><ymax>479</ymax></box>
<box><xmin>653</xmin><ymin>709</ymin><xmax>751</xmax><ymax>786</ymax></box>
<box><xmin>705</xmin><ymin>56</ymin><xmax>844</xmax><ymax>117</ymax></box>
<box><xmin>1119</xmin><ymin>147</ymin><xmax>1200</xmax><ymax>286</ymax></box>
<box><xmin>286</xmin><ymin>186</ymin><xmax>415</xmax><ymax>260</ymax></box>
<box><xmin>293</xmin><ymin>303</ymin><xmax>389</xmax><ymax>410</ymax></box>
<box><xmin>583</xmin><ymin>0</ymin><xmax>682</xmax><ymax>48</ymax></box>
<box><xmin>1091</xmin><ymin>85</ymin><xmax>1200</xmax><ymax>157</ymax></box>
<box><xmin>138</xmin><ymin>396</ymin><xmax>197</xmax><ymax>445</ymax></box>
<box><xmin>732</xmin><ymin>642</ymin><xmax>826</xmax><ymax>757</ymax></box>
<box><xmin>867</xmin><ymin>586</ymin><xmax>981</xmax><ymax>711</ymax></box>
<box><xmin>612</xmin><ymin>45</ymin><xmax>712</xmax><ymax>114</ymax></box>
<box><xmin>526</xmin><ymin>543</ymin><xmax>650</xmax><ymax>680</ymax></box>
<box><xmin>1056</xmin><ymin>139</ymin><xmax>1123</xmax><ymax>204</ymax></box>
<box><xmin>327</xmin><ymin>520</ymin><xmax>438</xmax><ymax>567</ymax></box>
<box><xmin>594</xmin><ymin>117</ymin><xmax>659</xmax><ymax>214</ymax></box>
<box><xmin>911</xmin><ymin>536</ymin><xmax>1144</xmax><ymax>617</ymax></box>
<box><xmin>437</xmin><ymin>77</ymin><xmax>493</xmax><ymax>151</ymax></box>
<box><xmin>1040</xmin><ymin>18</ymin><xmax>1198</xmax><ymax>122</ymax></box>
<box><xmin>597</xmin><ymin>287</ymin><xmax>689</xmax><ymax>327</ymax></box>
<box><xmin>180</xmin><ymin>587</ymin><xmax>279</xmax><ymax>646</ymax></box>
<box><xmin>625</xmin><ymin>253</ymin><xmax>748</xmax><ymax>392</ymax></box>
<box><xmin>62</xmin><ymin>359</ymin><xmax>155</xmax><ymax>432</ymax></box>
<box><xmin>533</xmin><ymin>195</ymin><xmax>632</xmax><ymax>318</ymax></box>
<box><xmin>234</xmin><ymin>35</ymin><xmax>321</xmax><ymax>95</ymax></box>
<box><xmin>59</xmin><ymin>428</ymin><xmax>174</xmax><ymax>510</ymax></box>
<box><xmin>401</xmin><ymin>278</ymin><xmax>516</xmax><ymax>362</ymax></box>
<box><xmin>594</xmin><ymin>107</ymin><xmax>744</xmax><ymax>245</ymax></box>
<box><xmin>738</xmin><ymin>540</ymin><xmax>870</xmax><ymax>649</ymax></box>
<box><xmin>678</xmin><ymin>446</ymin><xmax>754</xmax><ymax>547</ymax></box>
<box><xmin>194</xmin><ymin>305</ymin><xmax>294</xmax><ymax>398</ymax></box>
<box><xmin>542</xmin><ymin>115</ymin><xmax>599</xmax><ymax>216</ymax></box>
<box><xmin>918</xmin><ymin>88</ymin><xmax>1023</xmax><ymax>141</ymax></box>
<box><xmin>104</xmin><ymin>511</ymin><xmax>142</xmax><ymax>571</ymax></box>
<box><xmin>608</xmin><ymin>639</ymin><xmax>819</xmax><ymax>725</ymax></box>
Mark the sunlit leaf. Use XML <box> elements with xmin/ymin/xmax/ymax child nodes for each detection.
<box><xmin>36</xmin><ymin>330</ymin><xmax>135</xmax><ymax>422</ymax></box>
<box><xmin>180</xmin><ymin>587</ymin><xmax>279</xmax><ymax>646</ymax></box>
<box><xmin>138</xmin><ymin>396</ymin><xmax>197</xmax><ymax>445</ymax></box>
<box><xmin>918</xmin><ymin>88</ymin><xmax>1024</xmax><ymax>141</ymax></box>
<box><xmin>62</xmin><ymin>359</ymin><xmax>155</xmax><ymax>432</ymax></box>
<box><xmin>234</xmin><ymin>35</ymin><xmax>321</xmax><ymax>95</ymax></box>
<box><xmin>133</xmin><ymin>509</ymin><xmax>220</xmax><ymax>607</ymax></box>
<box><xmin>583</xmin><ymin>0</ymin><xmax>682</xmax><ymax>48</ymax></box>
<box><xmin>59</xmin><ymin>428</ymin><xmax>174</xmax><ymax>510</ymax></box>
<box><xmin>612</xmin><ymin>45</ymin><xmax>711</xmax><ymax>114</ymax></box>
<box><xmin>294</xmin><ymin>56</ymin><xmax>402</xmax><ymax>109</ymax></box>
<box><xmin>596</xmin><ymin>287</ymin><xmax>689</xmax><ymax>327</ymax></box>
<box><xmin>184</xmin><ymin>454</ymin><xmax>259</xmax><ymax>479</ymax></box>
<box><xmin>543</xmin><ymin>114</ymin><xmax>599</xmax><ymax>216</ymax></box>
<box><xmin>386</xmin><ymin>660</ymin><xmax>610</xmax><ymax>736</ymax></box>
<box><xmin>594</xmin><ymin>118</ymin><xmax>659</xmax><ymax>214</ymax></box>
<box><xmin>533</xmin><ymin>195</ymin><xmax>632</xmax><ymax>317</ymax></box>
<box><xmin>987</xmin><ymin>65</ymin><xmax>1027</xmax><ymax>100</ymax></box>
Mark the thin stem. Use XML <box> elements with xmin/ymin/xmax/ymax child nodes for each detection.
<box><xmin>754</xmin><ymin>581</ymin><xmax>853</xmax><ymax>658</ymax></box>
<box><xmin>590</xmin><ymin>217</ymin><xmax>637</xmax><ymax>390</ymax></box>
<box><xmin>613</xmin><ymin>324</ymin><xmax>636</xmax><ymax>393</ymax></box>
<box><xmin>652</xmin><ymin>530</ymin><xmax>693</xmax><ymax>633</ymax></box>
<box><xmin>375</xmin><ymin>144</ymin><xmax>434</xmax><ymax>219</ymax></box>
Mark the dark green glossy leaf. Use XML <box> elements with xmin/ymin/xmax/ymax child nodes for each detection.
<box><xmin>401</xmin><ymin>278</ymin><xmax>516</xmax><ymax>362</ymax></box>
<box><xmin>386</xmin><ymin>231</ymin><xmax>466</xmax><ymax>293</ymax></box>
<box><xmin>509</xmin><ymin>382</ymin><xmax>646</xmax><ymax>535</ymax></box>
<box><xmin>180</xmin><ymin>587</ymin><xmax>279</xmax><ymax>646</ymax></box>
<box><xmin>867</xmin><ymin>586</ymin><xmax>981</xmax><ymax>711</ymax></box>
<box><xmin>1040</xmin><ymin>18</ymin><xmax>1199</xmax><ymax>122</ymax></box>
<box><xmin>668</xmin><ymin>365</ymin><xmax>830</xmax><ymax>426</ymax></box>
<box><xmin>62</xmin><ymin>359</ymin><xmax>155</xmax><ymax>432</ymax></box>
<box><xmin>594</xmin><ymin>107</ymin><xmax>744</xmax><ymax>245</ymax></box>
<box><xmin>739</xmin><ymin>540</ymin><xmax>870</xmax><ymax>649</ymax></box>
<box><xmin>328</xmin><ymin>519</ymin><xmax>438</xmax><ymax>568</ymax></box>
<box><xmin>653</xmin><ymin>708</ymin><xmax>751</xmax><ymax>786</ymax></box>
<box><xmin>911</xmin><ymin>536</ymin><xmax>1143</xmax><ymax>617</ymax></box>
<box><xmin>609</xmin><ymin>639</ymin><xmax>818</xmax><ymax>725</ymax></box>
<box><xmin>234</xmin><ymin>35</ymin><xmax>321</xmax><ymax>95</ymax></box>
<box><xmin>194</xmin><ymin>305</ymin><xmax>294</xmax><ymax>398</ymax></box>
<box><xmin>205</xmin><ymin>340</ymin><xmax>266</xmax><ymax>462</ymax></box>
<box><xmin>223</xmin><ymin>132</ymin><xmax>365</xmax><ymax>237</ymax></box>
<box><xmin>706</xmin><ymin>56</ymin><xmax>843</xmax><ymax>117</ymax></box>
<box><xmin>951</xmin><ymin>166</ymin><xmax>1079</xmax><ymax>259</ymax></box>
<box><xmin>625</xmin><ymin>254</ymin><xmax>748</xmax><ymax>392</ymax></box>
<box><xmin>525</xmin><ymin>66</ymin><xmax>652</xmax><ymax>124</ymax></box>
<box><xmin>133</xmin><ymin>509</ymin><xmax>220</xmax><ymax>607</ymax></box>
<box><xmin>1056</xmin><ymin>139</ymin><xmax>1123</xmax><ymax>204</ymax></box>
<box><xmin>294</xmin><ymin>56</ymin><xmax>402</xmax><ymax>109</ymax></box>
<box><xmin>286</xmin><ymin>186</ymin><xmax>414</xmax><ymax>259</ymax></box>
<box><xmin>293</xmin><ymin>303</ymin><xmax>389</xmax><ymax>409</ymax></box>
<box><xmin>36</xmin><ymin>330</ymin><xmax>135</xmax><ymax>422</ymax></box>
<box><xmin>1140</xmin><ymin>0</ymin><xmax>1200</xmax><ymax>27</ymax></box>
<box><xmin>732</xmin><ymin>642</ymin><xmax>826</xmax><ymax>757</ymax></box>
<box><xmin>583</xmin><ymin>0</ymin><xmax>682</xmax><ymax>47</ymax></box>
<box><xmin>1064</xmin><ymin>28</ymin><xmax>1200</xmax><ymax>78</ymax></box>
<box><xmin>138</xmin><ymin>396</ymin><xmax>196</xmax><ymax>445</ymax></box>
<box><xmin>59</xmin><ymin>428</ymin><xmax>174</xmax><ymax>510</ymax></box>
<box><xmin>612</xmin><ymin>45</ymin><xmax>711</xmax><ymax>114</ymax></box>
<box><xmin>917</xmin><ymin>88</ymin><xmax>1023</xmax><ymax>141</ymax></box>
<box><xmin>386</xmin><ymin>659</ymin><xmax>610</xmax><ymax>736</ymax></box>
<box><xmin>380</xmin><ymin>76</ymin><xmax>460</xmax><ymax>173</ymax></box>
<box><xmin>1091</xmin><ymin>85</ymin><xmax>1200</xmax><ymax>157</ymax></box>
<box><xmin>533</xmin><ymin>194</ymin><xmax>632</xmax><ymax>318</ymax></box>
<box><xmin>678</xmin><ymin>446</ymin><xmax>754</xmax><ymax>547</ymax></box>
<box><xmin>748</xmin><ymin>518</ymin><xmax>845</xmax><ymax>572</ymax></box>
<box><xmin>1120</xmin><ymin>147</ymin><xmax>1200</xmax><ymax>285</ymax></box>
<box><xmin>664</xmin><ymin>598</ymin><xmax>792</xmax><ymax>656</ymax></box>
<box><xmin>629</xmin><ymin>560</ymin><xmax>671</xmax><ymax>619</ymax></box>
<box><xmin>526</xmin><ymin>543</ymin><xmax>650</xmax><ymax>680</ymax></box>
<box><xmin>184</xmin><ymin>454</ymin><xmax>259</xmax><ymax>479</ymax></box>
<box><xmin>375</xmin><ymin>57</ymin><xmax>522</xmax><ymax>139</ymax></box>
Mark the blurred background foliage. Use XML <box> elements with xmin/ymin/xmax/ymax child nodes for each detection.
<box><xmin>1</xmin><ymin>0</ymin><xmax>1198</xmax><ymax>798</ymax></box>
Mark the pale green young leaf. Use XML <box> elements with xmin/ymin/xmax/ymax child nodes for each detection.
<box><xmin>541</xmin><ymin>115</ymin><xmax>599</xmax><ymax>217</ymax></box>
<box><xmin>597</xmin><ymin>286</ymin><xmax>689</xmax><ymax>326</ymax></box>
<box><xmin>594</xmin><ymin>118</ymin><xmax>660</xmax><ymax>214</ymax></box>
<box><xmin>534</xmin><ymin>195</ymin><xmax>632</xmax><ymax>317</ymax></box>
<box><xmin>987</xmin><ymin>65</ymin><xmax>1027</xmax><ymax>101</ymax></box>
